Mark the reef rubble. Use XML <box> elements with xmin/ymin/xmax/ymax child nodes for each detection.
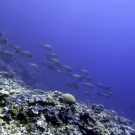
<box><xmin>0</xmin><ymin>71</ymin><xmax>134</xmax><ymax>135</ymax></box>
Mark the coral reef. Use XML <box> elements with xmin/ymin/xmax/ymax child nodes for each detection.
<box><xmin>0</xmin><ymin>71</ymin><xmax>134</xmax><ymax>135</ymax></box>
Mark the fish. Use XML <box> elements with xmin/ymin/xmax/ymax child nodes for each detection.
<box><xmin>78</xmin><ymin>69</ymin><xmax>89</xmax><ymax>76</ymax></box>
<box><xmin>26</xmin><ymin>62</ymin><xmax>38</xmax><ymax>69</ymax></box>
<box><xmin>84</xmin><ymin>91</ymin><xmax>90</xmax><ymax>95</ymax></box>
<box><xmin>102</xmin><ymin>85</ymin><xmax>110</xmax><ymax>90</ymax></box>
<box><xmin>131</xmin><ymin>106</ymin><xmax>135</xmax><ymax>109</ymax></box>
<box><xmin>47</xmin><ymin>57</ymin><xmax>61</xmax><ymax>66</ymax></box>
<box><xmin>16</xmin><ymin>50</ymin><xmax>33</xmax><ymax>58</ymax></box>
<box><xmin>10</xmin><ymin>44</ymin><xmax>22</xmax><ymax>52</ymax></box>
<box><xmin>0</xmin><ymin>48</ymin><xmax>14</xmax><ymax>58</ymax></box>
<box><xmin>41</xmin><ymin>62</ymin><xmax>55</xmax><ymax>70</ymax></box>
<box><xmin>0</xmin><ymin>38</ymin><xmax>8</xmax><ymax>44</ymax></box>
<box><xmin>82</xmin><ymin>83</ymin><xmax>94</xmax><ymax>88</ymax></box>
<box><xmin>119</xmin><ymin>111</ymin><xmax>124</xmax><ymax>115</ymax></box>
<box><xmin>45</xmin><ymin>53</ymin><xmax>59</xmax><ymax>58</ymax></box>
<box><xmin>70</xmin><ymin>73</ymin><xmax>83</xmax><ymax>81</ymax></box>
<box><xmin>39</xmin><ymin>44</ymin><xmax>52</xmax><ymax>51</ymax></box>
<box><xmin>106</xmin><ymin>92</ymin><xmax>114</xmax><ymax>96</ymax></box>
<box><xmin>0</xmin><ymin>32</ymin><xmax>4</xmax><ymax>37</ymax></box>
<box><xmin>97</xmin><ymin>92</ymin><xmax>111</xmax><ymax>99</ymax></box>
<box><xmin>41</xmin><ymin>62</ymin><xmax>61</xmax><ymax>75</ymax></box>
<box><xmin>95</xmin><ymin>83</ymin><xmax>110</xmax><ymax>90</ymax></box>
<box><xmin>51</xmin><ymin>68</ymin><xmax>61</xmax><ymax>75</ymax></box>
<box><xmin>66</xmin><ymin>83</ymin><xmax>79</xmax><ymax>89</ymax></box>
<box><xmin>60</xmin><ymin>64</ymin><xmax>72</xmax><ymax>73</ymax></box>
<box><xmin>95</xmin><ymin>83</ymin><xmax>104</xmax><ymax>88</ymax></box>
<box><xmin>83</xmin><ymin>76</ymin><xmax>92</xmax><ymax>81</ymax></box>
<box><xmin>2</xmin><ymin>50</ymin><xmax>14</xmax><ymax>58</ymax></box>
<box><xmin>86</xmin><ymin>99</ymin><xmax>90</xmax><ymax>102</ymax></box>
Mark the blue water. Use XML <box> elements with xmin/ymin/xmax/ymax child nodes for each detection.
<box><xmin>0</xmin><ymin>0</ymin><xmax>135</xmax><ymax>121</ymax></box>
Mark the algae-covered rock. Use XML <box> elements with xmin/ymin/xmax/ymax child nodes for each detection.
<box><xmin>61</xmin><ymin>93</ymin><xmax>76</xmax><ymax>105</ymax></box>
<box><xmin>0</xmin><ymin>90</ymin><xmax>10</xmax><ymax>96</ymax></box>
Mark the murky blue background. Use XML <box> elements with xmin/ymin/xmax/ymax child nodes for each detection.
<box><xmin>0</xmin><ymin>0</ymin><xmax>135</xmax><ymax>121</ymax></box>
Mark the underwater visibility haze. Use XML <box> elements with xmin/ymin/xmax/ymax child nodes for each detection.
<box><xmin>0</xmin><ymin>0</ymin><xmax>135</xmax><ymax>127</ymax></box>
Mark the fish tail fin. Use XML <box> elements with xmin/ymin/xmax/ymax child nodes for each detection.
<box><xmin>16</xmin><ymin>50</ymin><xmax>20</xmax><ymax>53</ymax></box>
<box><xmin>80</xmin><ymin>77</ymin><xmax>83</xmax><ymax>81</ymax></box>
<box><xmin>58</xmin><ymin>63</ymin><xmax>62</xmax><ymax>66</ymax></box>
<box><xmin>57</xmin><ymin>63</ymin><xmax>61</xmax><ymax>66</ymax></box>
<box><xmin>45</xmin><ymin>54</ymin><xmax>48</xmax><ymax>56</ymax></box>
<box><xmin>41</xmin><ymin>62</ymin><xmax>44</xmax><ymax>65</ymax></box>
<box><xmin>68</xmin><ymin>73</ymin><xmax>72</xmax><ymax>76</ymax></box>
<box><xmin>10</xmin><ymin>44</ymin><xmax>13</xmax><ymax>47</ymax></box>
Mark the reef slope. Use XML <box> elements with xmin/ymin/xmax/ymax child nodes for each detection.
<box><xmin>0</xmin><ymin>71</ymin><xmax>134</xmax><ymax>135</ymax></box>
